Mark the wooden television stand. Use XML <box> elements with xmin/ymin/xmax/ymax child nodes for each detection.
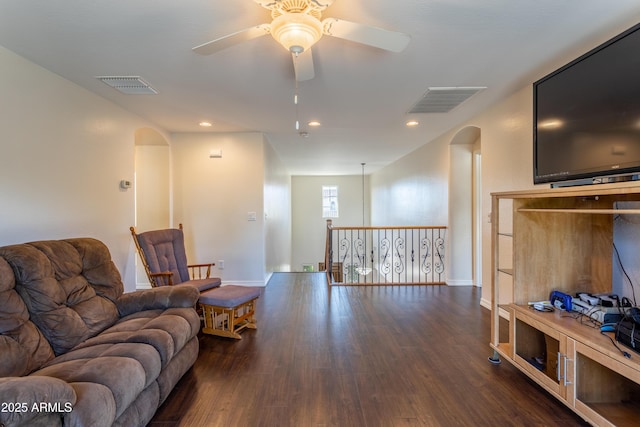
<box><xmin>489</xmin><ymin>182</ymin><xmax>640</xmax><ymax>427</ymax></box>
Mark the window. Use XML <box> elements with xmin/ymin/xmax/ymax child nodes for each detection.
<box><xmin>322</xmin><ymin>185</ymin><xmax>339</xmax><ymax>218</ymax></box>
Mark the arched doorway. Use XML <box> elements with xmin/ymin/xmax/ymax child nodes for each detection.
<box><xmin>134</xmin><ymin>127</ymin><xmax>170</xmax><ymax>287</ymax></box>
<box><xmin>448</xmin><ymin>126</ymin><xmax>481</xmax><ymax>286</ymax></box>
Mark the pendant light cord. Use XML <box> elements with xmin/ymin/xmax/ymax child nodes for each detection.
<box><xmin>361</xmin><ymin>163</ymin><xmax>365</xmax><ymax>227</ymax></box>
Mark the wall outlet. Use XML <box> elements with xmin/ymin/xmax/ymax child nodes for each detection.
<box><xmin>218</xmin><ymin>260</ymin><xmax>225</xmax><ymax>270</ymax></box>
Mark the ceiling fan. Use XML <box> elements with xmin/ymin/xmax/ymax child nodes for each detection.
<box><xmin>192</xmin><ymin>0</ymin><xmax>411</xmax><ymax>81</ymax></box>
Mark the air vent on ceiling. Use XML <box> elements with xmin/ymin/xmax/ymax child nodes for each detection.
<box><xmin>408</xmin><ymin>87</ymin><xmax>486</xmax><ymax>114</ymax></box>
<box><xmin>96</xmin><ymin>76</ymin><xmax>158</xmax><ymax>94</ymax></box>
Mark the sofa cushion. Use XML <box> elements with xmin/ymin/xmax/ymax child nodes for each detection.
<box><xmin>112</xmin><ymin>381</ymin><xmax>160</xmax><ymax>427</ymax></box>
<box><xmin>0</xmin><ymin>257</ymin><xmax>55</xmax><ymax>376</ymax></box>
<box><xmin>115</xmin><ymin>285</ymin><xmax>200</xmax><ymax>318</ymax></box>
<box><xmin>0</xmin><ymin>239</ymin><xmax>122</xmax><ymax>355</ymax></box>
<box><xmin>65</xmin><ymin>382</ymin><xmax>117</xmax><ymax>427</ymax></box>
<box><xmin>64</xmin><ymin>238</ymin><xmax>124</xmax><ymax>303</ymax></box>
<box><xmin>71</xmin><ymin>307</ymin><xmax>200</xmax><ymax>367</ymax></box>
<box><xmin>33</xmin><ymin>355</ymin><xmax>147</xmax><ymax>420</ymax></box>
<box><xmin>44</xmin><ymin>342</ymin><xmax>162</xmax><ymax>389</ymax></box>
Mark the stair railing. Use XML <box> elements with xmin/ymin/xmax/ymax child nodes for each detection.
<box><xmin>325</xmin><ymin>219</ymin><xmax>446</xmax><ymax>285</ymax></box>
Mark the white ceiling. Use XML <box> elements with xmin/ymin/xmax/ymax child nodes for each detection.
<box><xmin>1</xmin><ymin>0</ymin><xmax>639</xmax><ymax>175</ymax></box>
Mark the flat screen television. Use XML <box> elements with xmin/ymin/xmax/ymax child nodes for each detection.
<box><xmin>533</xmin><ymin>23</ymin><xmax>640</xmax><ymax>185</ymax></box>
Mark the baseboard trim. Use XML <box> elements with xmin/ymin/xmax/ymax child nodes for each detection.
<box><xmin>480</xmin><ymin>297</ymin><xmax>491</xmax><ymax>310</ymax></box>
<box><xmin>264</xmin><ymin>272</ymin><xmax>273</xmax><ymax>286</ymax></box>
<box><xmin>447</xmin><ymin>279</ymin><xmax>474</xmax><ymax>286</ymax></box>
<box><xmin>222</xmin><ymin>280</ymin><xmax>267</xmax><ymax>287</ymax></box>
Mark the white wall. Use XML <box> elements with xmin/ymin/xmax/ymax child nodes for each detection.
<box><xmin>371</xmin><ymin>138</ymin><xmax>449</xmax><ymax>227</ymax></box>
<box><xmin>291</xmin><ymin>175</ymin><xmax>369</xmax><ymax>272</ymax></box>
<box><xmin>369</xmin><ymin>133</ymin><xmax>452</xmax><ymax>282</ymax></box>
<box><xmin>263</xmin><ymin>138</ymin><xmax>292</xmax><ymax>278</ymax></box>
<box><xmin>0</xmin><ymin>45</ymin><xmax>159</xmax><ymax>292</ymax></box>
<box><xmin>170</xmin><ymin>132</ymin><xmax>268</xmax><ymax>285</ymax></box>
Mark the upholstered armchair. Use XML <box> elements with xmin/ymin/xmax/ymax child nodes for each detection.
<box><xmin>130</xmin><ymin>224</ymin><xmax>221</xmax><ymax>292</ymax></box>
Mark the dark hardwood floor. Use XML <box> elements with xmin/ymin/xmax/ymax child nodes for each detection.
<box><xmin>149</xmin><ymin>273</ymin><xmax>588</xmax><ymax>426</ymax></box>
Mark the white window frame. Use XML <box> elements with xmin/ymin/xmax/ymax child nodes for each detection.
<box><xmin>322</xmin><ymin>185</ymin><xmax>339</xmax><ymax>218</ymax></box>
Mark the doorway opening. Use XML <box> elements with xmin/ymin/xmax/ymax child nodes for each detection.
<box><xmin>134</xmin><ymin>127</ymin><xmax>170</xmax><ymax>288</ymax></box>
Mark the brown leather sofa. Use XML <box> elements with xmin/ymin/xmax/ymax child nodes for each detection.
<box><xmin>0</xmin><ymin>238</ymin><xmax>200</xmax><ymax>427</ymax></box>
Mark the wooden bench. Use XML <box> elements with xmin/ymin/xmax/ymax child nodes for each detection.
<box><xmin>198</xmin><ymin>285</ymin><xmax>261</xmax><ymax>339</ymax></box>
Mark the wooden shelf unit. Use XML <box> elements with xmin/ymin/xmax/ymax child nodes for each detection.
<box><xmin>490</xmin><ymin>182</ymin><xmax>640</xmax><ymax>427</ymax></box>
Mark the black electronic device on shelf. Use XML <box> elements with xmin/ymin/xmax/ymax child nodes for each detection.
<box><xmin>615</xmin><ymin>308</ymin><xmax>640</xmax><ymax>354</ymax></box>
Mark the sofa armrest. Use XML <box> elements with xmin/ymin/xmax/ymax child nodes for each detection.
<box><xmin>115</xmin><ymin>285</ymin><xmax>200</xmax><ymax>317</ymax></box>
<box><xmin>0</xmin><ymin>376</ymin><xmax>76</xmax><ymax>426</ymax></box>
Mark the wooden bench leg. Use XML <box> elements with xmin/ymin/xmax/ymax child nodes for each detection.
<box><xmin>200</xmin><ymin>297</ymin><xmax>258</xmax><ymax>339</ymax></box>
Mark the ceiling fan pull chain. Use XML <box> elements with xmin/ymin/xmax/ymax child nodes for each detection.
<box><xmin>293</xmin><ymin>60</ymin><xmax>300</xmax><ymax>130</ymax></box>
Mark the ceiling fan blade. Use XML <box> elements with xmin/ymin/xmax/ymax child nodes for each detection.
<box><xmin>322</xmin><ymin>18</ymin><xmax>410</xmax><ymax>53</ymax></box>
<box><xmin>293</xmin><ymin>50</ymin><xmax>315</xmax><ymax>82</ymax></box>
<box><xmin>192</xmin><ymin>24</ymin><xmax>270</xmax><ymax>55</ymax></box>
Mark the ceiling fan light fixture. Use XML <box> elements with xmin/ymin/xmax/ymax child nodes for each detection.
<box><xmin>270</xmin><ymin>12</ymin><xmax>323</xmax><ymax>53</ymax></box>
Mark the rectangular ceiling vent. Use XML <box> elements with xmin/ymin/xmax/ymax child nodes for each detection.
<box><xmin>408</xmin><ymin>87</ymin><xmax>486</xmax><ymax>114</ymax></box>
<box><xmin>96</xmin><ymin>76</ymin><xmax>158</xmax><ymax>94</ymax></box>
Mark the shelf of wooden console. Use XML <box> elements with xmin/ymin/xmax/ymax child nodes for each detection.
<box><xmin>518</xmin><ymin>208</ymin><xmax>640</xmax><ymax>215</ymax></box>
<box><xmin>490</xmin><ymin>182</ymin><xmax>640</xmax><ymax>426</ymax></box>
<box><xmin>509</xmin><ymin>304</ymin><xmax>640</xmax><ymax>426</ymax></box>
<box><xmin>510</xmin><ymin>304</ymin><xmax>640</xmax><ymax>371</ymax></box>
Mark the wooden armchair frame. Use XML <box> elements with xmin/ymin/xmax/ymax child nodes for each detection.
<box><xmin>130</xmin><ymin>224</ymin><xmax>219</xmax><ymax>290</ymax></box>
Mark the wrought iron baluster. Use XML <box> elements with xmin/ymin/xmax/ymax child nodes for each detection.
<box><xmin>435</xmin><ymin>228</ymin><xmax>445</xmax><ymax>280</ymax></box>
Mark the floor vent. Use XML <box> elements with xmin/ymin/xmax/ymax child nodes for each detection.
<box><xmin>96</xmin><ymin>76</ymin><xmax>158</xmax><ymax>94</ymax></box>
<box><xmin>408</xmin><ymin>87</ymin><xmax>486</xmax><ymax>114</ymax></box>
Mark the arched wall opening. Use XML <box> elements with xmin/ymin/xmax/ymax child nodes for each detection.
<box><xmin>448</xmin><ymin>126</ymin><xmax>481</xmax><ymax>286</ymax></box>
<box><xmin>134</xmin><ymin>127</ymin><xmax>170</xmax><ymax>287</ymax></box>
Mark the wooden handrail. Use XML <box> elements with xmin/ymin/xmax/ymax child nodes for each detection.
<box><xmin>329</xmin><ymin>225</ymin><xmax>446</xmax><ymax>231</ymax></box>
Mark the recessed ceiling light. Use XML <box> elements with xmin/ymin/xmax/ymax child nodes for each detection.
<box><xmin>199</xmin><ymin>121</ymin><xmax>213</xmax><ymax>127</ymax></box>
<box><xmin>406</xmin><ymin>120</ymin><xmax>419</xmax><ymax>127</ymax></box>
<box><xmin>308</xmin><ymin>120</ymin><xmax>321</xmax><ymax>127</ymax></box>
